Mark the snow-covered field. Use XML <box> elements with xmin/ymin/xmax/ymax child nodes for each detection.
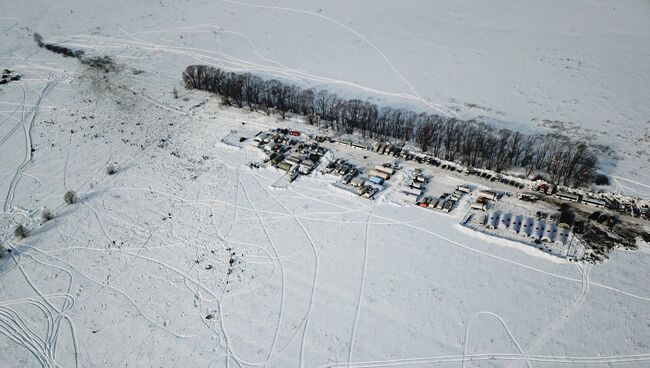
<box><xmin>4</xmin><ymin>0</ymin><xmax>650</xmax><ymax>190</ymax></box>
<box><xmin>1</xmin><ymin>1</ymin><xmax>650</xmax><ymax>367</ymax></box>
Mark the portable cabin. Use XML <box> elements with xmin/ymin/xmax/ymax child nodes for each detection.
<box><xmin>531</xmin><ymin>220</ymin><xmax>545</xmax><ymax>240</ymax></box>
<box><xmin>517</xmin><ymin>192</ymin><xmax>538</xmax><ymax>202</ymax></box>
<box><xmin>546</xmin><ymin>184</ymin><xmax>556</xmax><ymax>194</ymax></box>
<box><xmin>372</xmin><ymin>142</ymin><xmax>382</xmax><ymax>152</ymax></box>
<box><xmin>268</xmin><ymin>152</ymin><xmax>280</xmax><ymax>162</ymax></box>
<box><xmin>288</xmin><ymin>170</ymin><xmax>299</xmax><ymax>182</ymax></box>
<box><xmin>364</xmin><ymin>182</ymin><xmax>383</xmax><ymax>192</ymax></box>
<box><xmin>263</xmin><ymin>143</ymin><xmax>274</xmax><ymax>153</ymax></box>
<box><xmin>254</xmin><ymin>132</ymin><xmax>270</xmax><ymax>143</ymax></box>
<box><xmin>366</xmin><ymin>176</ymin><xmax>384</xmax><ymax>186</ymax></box>
<box><xmin>471</xmin><ymin>202</ymin><xmax>487</xmax><ymax>211</ymax></box>
<box><xmin>478</xmin><ymin>190</ymin><xmax>498</xmax><ymax>201</ymax></box>
<box><xmin>520</xmin><ymin>217</ymin><xmax>534</xmax><ymax>237</ymax></box>
<box><xmin>277</xmin><ymin>161</ymin><xmax>293</xmax><ymax>172</ymax></box>
<box><xmin>299</xmin><ymin>160</ymin><xmax>314</xmax><ymax>175</ymax></box>
<box><xmin>457</xmin><ymin>185</ymin><xmax>472</xmax><ymax>194</ymax></box>
<box><xmin>556</xmin><ymin>192</ymin><xmax>582</xmax><ymax>203</ymax></box>
<box><xmin>542</xmin><ymin>223</ymin><xmax>557</xmax><ymax>242</ymax></box>
<box><xmin>285</xmin><ymin>155</ymin><xmax>303</xmax><ymax>165</ymax></box>
<box><xmin>350</xmin><ymin>176</ymin><xmax>366</xmax><ymax>188</ymax></box>
<box><xmin>509</xmin><ymin>215</ymin><xmax>522</xmax><ymax>234</ymax></box>
<box><xmin>411</xmin><ymin>182</ymin><xmax>424</xmax><ymax>190</ymax></box>
<box><xmin>357</xmin><ymin>185</ymin><xmax>370</xmax><ymax>195</ymax></box>
<box><xmin>368</xmin><ymin>169</ymin><xmax>390</xmax><ymax>180</ymax></box>
<box><xmin>382</xmin><ymin>144</ymin><xmax>394</xmax><ymax>155</ymax></box>
<box><xmin>435</xmin><ymin>199</ymin><xmax>446</xmax><ymax>210</ymax></box>
<box><xmin>270</xmin><ymin>154</ymin><xmax>285</xmax><ymax>165</ymax></box>
<box><xmin>362</xmin><ymin>187</ymin><xmax>378</xmax><ymax>199</ymax></box>
<box><xmin>342</xmin><ymin>171</ymin><xmax>357</xmax><ymax>184</ymax></box>
<box><xmin>374</xmin><ymin>165</ymin><xmax>395</xmax><ymax>176</ymax></box>
<box><xmin>582</xmin><ymin>197</ymin><xmax>606</xmax><ymax>208</ymax></box>
<box><xmin>414</xmin><ymin>175</ymin><xmax>428</xmax><ymax>183</ymax></box>
<box><xmin>497</xmin><ymin>213</ymin><xmax>511</xmax><ymax>230</ymax></box>
<box><xmin>442</xmin><ymin>199</ymin><xmax>455</xmax><ymax>212</ymax></box>
<box><xmin>486</xmin><ymin>211</ymin><xmax>499</xmax><ymax>229</ymax></box>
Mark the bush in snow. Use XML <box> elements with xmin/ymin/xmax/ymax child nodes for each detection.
<box><xmin>42</xmin><ymin>208</ymin><xmax>54</xmax><ymax>222</ymax></box>
<box><xmin>106</xmin><ymin>163</ymin><xmax>118</xmax><ymax>175</ymax></box>
<box><xmin>14</xmin><ymin>224</ymin><xmax>28</xmax><ymax>239</ymax></box>
<box><xmin>64</xmin><ymin>190</ymin><xmax>78</xmax><ymax>204</ymax></box>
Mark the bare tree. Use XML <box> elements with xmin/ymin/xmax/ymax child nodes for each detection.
<box><xmin>416</xmin><ymin>120</ymin><xmax>436</xmax><ymax>151</ymax></box>
<box><xmin>181</xmin><ymin>64</ymin><xmax>602</xmax><ymax>189</ymax></box>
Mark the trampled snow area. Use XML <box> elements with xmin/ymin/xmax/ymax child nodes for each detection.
<box><xmin>1</xmin><ymin>1</ymin><xmax>650</xmax><ymax>367</ymax></box>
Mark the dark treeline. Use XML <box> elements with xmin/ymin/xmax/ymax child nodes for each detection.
<box><xmin>34</xmin><ymin>33</ymin><xmax>85</xmax><ymax>58</ymax></box>
<box><xmin>183</xmin><ymin>65</ymin><xmax>598</xmax><ymax>187</ymax></box>
<box><xmin>34</xmin><ymin>33</ymin><xmax>116</xmax><ymax>71</ymax></box>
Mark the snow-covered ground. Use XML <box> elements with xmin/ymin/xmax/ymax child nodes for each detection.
<box><xmin>5</xmin><ymin>0</ymin><xmax>650</xmax><ymax>194</ymax></box>
<box><xmin>1</xmin><ymin>1</ymin><xmax>650</xmax><ymax>367</ymax></box>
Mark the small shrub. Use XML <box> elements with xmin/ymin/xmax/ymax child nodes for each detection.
<box><xmin>14</xmin><ymin>224</ymin><xmax>28</xmax><ymax>239</ymax></box>
<box><xmin>79</xmin><ymin>55</ymin><xmax>115</xmax><ymax>71</ymax></box>
<box><xmin>106</xmin><ymin>163</ymin><xmax>118</xmax><ymax>175</ymax></box>
<box><xmin>42</xmin><ymin>208</ymin><xmax>54</xmax><ymax>222</ymax></box>
<box><xmin>594</xmin><ymin>174</ymin><xmax>610</xmax><ymax>186</ymax></box>
<box><xmin>64</xmin><ymin>190</ymin><xmax>78</xmax><ymax>204</ymax></box>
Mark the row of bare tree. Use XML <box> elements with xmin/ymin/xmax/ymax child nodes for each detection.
<box><xmin>183</xmin><ymin>65</ymin><xmax>598</xmax><ymax>187</ymax></box>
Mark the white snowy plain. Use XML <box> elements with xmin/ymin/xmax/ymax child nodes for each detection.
<box><xmin>1</xmin><ymin>1</ymin><xmax>650</xmax><ymax>367</ymax></box>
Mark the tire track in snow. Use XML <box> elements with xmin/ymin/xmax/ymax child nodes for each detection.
<box><xmin>56</xmin><ymin>29</ymin><xmax>457</xmax><ymax>117</ymax></box>
<box><xmin>347</xmin><ymin>203</ymin><xmax>375</xmax><ymax>366</ymax></box>
<box><xmin>3</xmin><ymin>82</ymin><xmax>54</xmax><ymax>212</ymax></box>
<box><xmin>218</xmin><ymin>177</ymin><xmax>286</xmax><ymax>366</ymax></box>
<box><xmin>0</xmin><ymin>250</ymin><xmax>78</xmax><ymax>368</ymax></box>
<box><xmin>22</xmin><ymin>245</ymin><xmax>211</xmax><ymax>340</ymax></box>
<box><xmin>316</xmin><ymin>352</ymin><xmax>650</xmax><ymax>367</ymax></box>
<box><xmin>218</xmin><ymin>0</ymin><xmax>457</xmax><ymax>117</ymax></box>
<box><xmin>462</xmin><ymin>311</ymin><xmax>532</xmax><ymax>368</ymax></box>
<box><xmin>83</xmin><ymin>183</ymin><xmax>650</xmax><ymax>304</ymax></box>
<box><xmin>513</xmin><ymin>263</ymin><xmax>591</xmax><ymax>365</ymax></box>
<box><xmin>248</xmin><ymin>171</ymin><xmax>321</xmax><ymax>368</ymax></box>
